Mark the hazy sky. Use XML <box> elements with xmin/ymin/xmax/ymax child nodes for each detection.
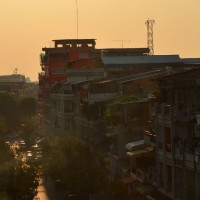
<box><xmin>0</xmin><ymin>0</ymin><xmax>200</xmax><ymax>81</ymax></box>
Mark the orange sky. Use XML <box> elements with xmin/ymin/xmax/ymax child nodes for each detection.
<box><xmin>0</xmin><ymin>0</ymin><xmax>200</xmax><ymax>81</ymax></box>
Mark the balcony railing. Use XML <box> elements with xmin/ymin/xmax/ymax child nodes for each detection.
<box><xmin>175</xmin><ymin>152</ymin><xmax>183</xmax><ymax>166</ymax></box>
<box><xmin>184</xmin><ymin>153</ymin><xmax>195</xmax><ymax>169</ymax></box>
<box><xmin>88</xmin><ymin>92</ymin><xmax>121</xmax><ymax>104</ymax></box>
<box><xmin>196</xmin><ymin>162</ymin><xmax>200</xmax><ymax>171</ymax></box>
<box><xmin>136</xmin><ymin>169</ymin><xmax>145</xmax><ymax>183</ymax></box>
<box><xmin>144</xmin><ymin>130</ymin><xmax>156</xmax><ymax>146</ymax></box>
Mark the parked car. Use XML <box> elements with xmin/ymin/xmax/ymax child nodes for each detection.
<box><xmin>54</xmin><ymin>179</ymin><xmax>65</xmax><ymax>190</ymax></box>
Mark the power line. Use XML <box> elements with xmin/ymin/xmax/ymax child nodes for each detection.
<box><xmin>75</xmin><ymin>0</ymin><xmax>79</xmax><ymax>39</ymax></box>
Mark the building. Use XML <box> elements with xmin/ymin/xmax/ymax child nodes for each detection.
<box><xmin>0</xmin><ymin>74</ymin><xmax>38</xmax><ymax>99</ymax></box>
<box><xmin>155</xmin><ymin>69</ymin><xmax>200</xmax><ymax>200</ymax></box>
<box><xmin>38</xmin><ymin>39</ymin><xmax>99</xmax><ymax>114</ymax></box>
<box><xmin>101</xmin><ymin>49</ymin><xmax>200</xmax><ymax>78</ymax></box>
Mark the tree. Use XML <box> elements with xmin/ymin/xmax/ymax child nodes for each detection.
<box><xmin>0</xmin><ymin>140</ymin><xmax>40</xmax><ymax>200</ymax></box>
<box><xmin>6</xmin><ymin>164</ymin><xmax>40</xmax><ymax>200</ymax></box>
<box><xmin>19</xmin><ymin>97</ymin><xmax>36</xmax><ymax>117</ymax></box>
<box><xmin>19</xmin><ymin>116</ymin><xmax>39</xmax><ymax>144</ymax></box>
<box><xmin>0</xmin><ymin>93</ymin><xmax>40</xmax><ymax>200</ymax></box>
<box><xmin>0</xmin><ymin>92</ymin><xmax>19</xmax><ymax>130</ymax></box>
<box><xmin>43</xmin><ymin>134</ymin><xmax>105</xmax><ymax>199</ymax></box>
<box><xmin>0</xmin><ymin>117</ymin><xmax>8</xmax><ymax>139</ymax></box>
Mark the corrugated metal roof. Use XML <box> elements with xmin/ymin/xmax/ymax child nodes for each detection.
<box><xmin>102</xmin><ymin>55</ymin><xmax>182</xmax><ymax>65</ymax></box>
<box><xmin>181</xmin><ymin>58</ymin><xmax>200</xmax><ymax>64</ymax></box>
<box><xmin>111</xmin><ymin>69</ymin><xmax>163</xmax><ymax>83</ymax></box>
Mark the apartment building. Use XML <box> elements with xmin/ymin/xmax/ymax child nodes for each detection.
<box><xmin>155</xmin><ymin>69</ymin><xmax>200</xmax><ymax>200</ymax></box>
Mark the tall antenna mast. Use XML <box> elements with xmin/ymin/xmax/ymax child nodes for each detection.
<box><xmin>75</xmin><ymin>0</ymin><xmax>79</xmax><ymax>39</ymax></box>
<box><xmin>145</xmin><ymin>19</ymin><xmax>155</xmax><ymax>55</ymax></box>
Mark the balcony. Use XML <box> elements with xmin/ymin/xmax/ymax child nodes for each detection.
<box><xmin>184</xmin><ymin>153</ymin><xmax>195</xmax><ymax>169</ymax></box>
<box><xmin>158</xmin><ymin>149</ymin><xmax>164</xmax><ymax>161</ymax></box>
<box><xmin>196</xmin><ymin>162</ymin><xmax>200</xmax><ymax>171</ymax></box>
<box><xmin>164</xmin><ymin>104</ymin><xmax>171</xmax><ymax>118</ymax></box>
<box><xmin>40</xmin><ymin>53</ymin><xmax>47</xmax><ymax>65</ymax></box>
<box><xmin>175</xmin><ymin>142</ymin><xmax>183</xmax><ymax>166</ymax></box>
<box><xmin>51</xmin><ymin>94</ymin><xmax>74</xmax><ymax>100</ymax></box>
<box><xmin>175</xmin><ymin>152</ymin><xmax>183</xmax><ymax>166</ymax></box>
<box><xmin>156</xmin><ymin>103</ymin><xmax>171</xmax><ymax>122</ymax></box>
<box><xmin>136</xmin><ymin>169</ymin><xmax>145</xmax><ymax>183</ymax></box>
<box><xmin>166</xmin><ymin>183</ymin><xmax>172</xmax><ymax>198</ymax></box>
<box><xmin>63</xmin><ymin>112</ymin><xmax>74</xmax><ymax>117</ymax></box>
<box><xmin>144</xmin><ymin>130</ymin><xmax>156</xmax><ymax>146</ymax></box>
<box><xmin>88</xmin><ymin>92</ymin><xmax>121</xmax><ymax>104</ymax></box>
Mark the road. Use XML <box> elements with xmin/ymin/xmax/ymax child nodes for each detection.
<box><xmin>7</xmin><ymin>137</ymin><xmax>66</xmax><ymax>200</ymax></box>
<box><xmin>35</xmin><ymin>179</ymin><xmax>65</xmax><ymax>200</ymax></box>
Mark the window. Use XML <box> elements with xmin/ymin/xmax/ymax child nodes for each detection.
<box><xmin>57</xmin><ymin>44</ymin><xmax>63</xmax><ymax>48</ymax></box>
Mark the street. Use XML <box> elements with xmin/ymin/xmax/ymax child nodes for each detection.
<box><xmin>7</xmin><ymin>136</ymin><xmax>65</xmax><ymax>200</ymax></box>
<box><xmin>36</xmin><ymin>179</ymin><xmax>65</xmax><ymax>200</ymax></box>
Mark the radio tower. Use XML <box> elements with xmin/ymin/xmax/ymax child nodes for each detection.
<box><xmin>145</xmin><ymin>19</ymin><xmax>155</xmax><ymax>55</ymax></box>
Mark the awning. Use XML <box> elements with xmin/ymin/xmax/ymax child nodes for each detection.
<box><xmin>125</xmin><ymin>140</ymin><xmax>144</xmax><ymax>151</ymax></box>
<box><xmin>126</xmin><ymin>146</ymin><xmax>154</xmax><ymax>158</ymax></box>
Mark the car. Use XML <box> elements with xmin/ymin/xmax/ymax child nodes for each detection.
<box><xmin>67</xmin><ymin>194</ymin><xmax>78</xmax><ymax>200</ymax></box>
<box><xmin>5</xmin><ymin>141</ymin><xmax>10</xmax><ymax>145</ymax></box>
<box><xmin>19</xmin><ymin>142</ymin><xmax>26</xmax><ymax>151</ymax></box>
<box><xmin>54</xmin><ymin>179</ymin><xmax>65</xmax><ymax>190</ymax></box>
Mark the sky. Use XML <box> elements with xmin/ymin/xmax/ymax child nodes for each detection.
<box><xmin>0</xmin><ymin>0</ymin><xmax>200</xmax><ymax>81</ymax></box>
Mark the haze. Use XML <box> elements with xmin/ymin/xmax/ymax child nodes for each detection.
<box><xmin>0</xmin><ymin>0</ymin><xmax>200</xmax><ymax>81</ymax></box>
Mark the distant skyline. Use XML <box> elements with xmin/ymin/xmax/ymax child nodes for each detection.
<box><xmin>0</xmin><ymin>0</ymin><xmax>200</xmax><ymax>81</ymax></box>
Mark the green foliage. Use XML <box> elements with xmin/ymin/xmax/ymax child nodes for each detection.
<box><xmin>0</xmin><ymin>93</ymin><xmax>37</xmax><ymax>134</ymax></box>
<box><xmin>6</xmin><ymin>165</ymin><xmax>39</xmax><ymax>200</ymax></box>
<box><xmin>115</xmin><ymin>94</ymin><xmax>140</xmax><ymax>103</ymax></box>
<box><xmin>81</xmin><ymin>104</ymin><xmax>96</xmax><ymax>120</ymax></box>
<box><xmin>104</xmin><ymin>107</ymin><xmax>117</xmax><ymax>126</ymax></box>
<box><xmin>19</xmin><ymin>97</ymin><xmax>36</xmax><ymax>117</ymax></box>
<box><xmin>0</xmin><ymin>141</ymin><xmax>39</xmax><ymax>200</ymax></box>
<box><xmin>43</xmin><ymin>135</ymin><xmax>105</xmax><ymax>199</ymax></box>
<box><xmin>19</xmin><ymin>117</ymin><xmax>39</xmax><ymax>142</ymax></box>
<box><xmin>0</xmin><ymin>92</ymin><xmax>19</xmax><ymax>129</ymax></box>
<box><xmin>0</xmin><ymin>93</ymin><xmax>39</xmax><ymax>199</ymax></box>
<box><xmin>0</xmin><ymin>117</ymin><xmax>8</xmax><ymax>139</ymax></box>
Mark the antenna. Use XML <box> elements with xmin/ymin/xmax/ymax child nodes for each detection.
<box><xmin>75</xmin><ymin>0</ymin><xmax>79</xmax><ymax>39</ymax></box>
<box><xmin>113</xmin><ymin>40</ymin><xmax>130</xmax><ymax>48</ymax></box>
<box><xmin>145</xmin><ymin>19</ymin><xmax>155</xmax><ymax>55</ymax></box>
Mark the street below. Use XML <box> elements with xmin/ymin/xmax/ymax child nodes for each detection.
<box><xmin>36</xmin><ymin>179</ymin><xmax>65</xmax><ymax>200</ymax></box>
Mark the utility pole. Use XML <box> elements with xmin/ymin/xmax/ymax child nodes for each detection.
<box><xmin>145</xmin><ymin>19</ymin><xmax>155</xmax><ymax>55</ymax></box>
<box><xmin>75</xmin><ymin>0</ymin><xmax>79</xmax><ymax>39</ymax></box>
<box><xmin>113</xmin><ymin>40</ymin><xmax>130</xmax><ymax>48</ymax></box>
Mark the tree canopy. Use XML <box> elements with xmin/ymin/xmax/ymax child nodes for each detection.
<box><xmin>0</xmin><ymin>92</ymin><xmax>37</xmax><ymax>134</ymax></box>
<box><xmin>0</xmin><ymin>140</ymin><xmax>40</xmax><ymax>200</ymax></box>
<box><xmin>0</xmin><ymin>92</ymin><xmax>39</xmax><ymax>200</ymax></box>
<box><xmin>43</xmin><ymin>134</ymin><xmax>105</xmax><ymax>199</ymax></box>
